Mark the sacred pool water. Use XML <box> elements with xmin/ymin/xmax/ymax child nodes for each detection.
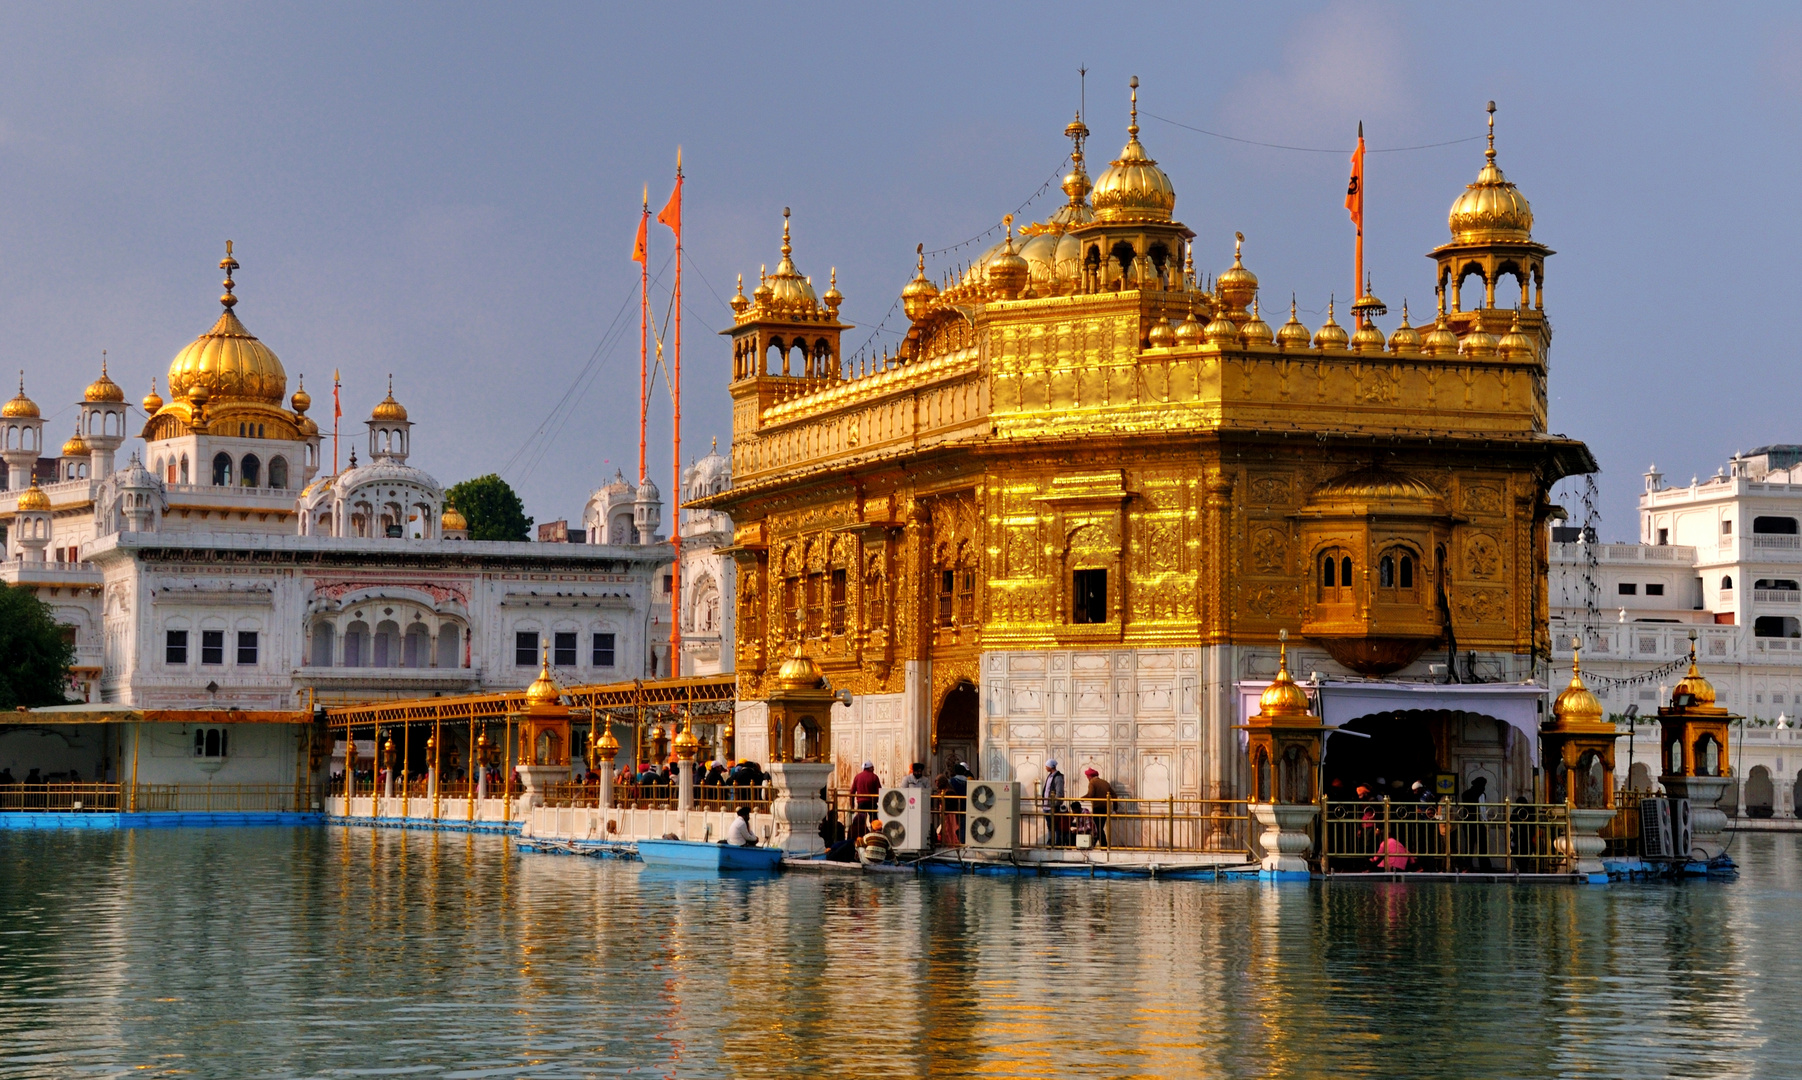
<box><xmin>0</xmin><ymin>828</ymin><xmax>1796</xmax><ymax>1078</ymax></box>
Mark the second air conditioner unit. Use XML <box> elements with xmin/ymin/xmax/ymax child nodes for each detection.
<box><xmin>965</xmin><ymin>779</ymin><xmax>1019</xmax><ymax>851</ymax></box>
<box><xmin>877</xmin><ymin>786</ymin><xmax>931</xmax><ymax>853</ymax></box>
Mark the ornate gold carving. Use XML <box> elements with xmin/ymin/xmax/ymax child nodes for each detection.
<box><xmin>1455</xmin><ymin>587</ymin><xmax>1509</xmax><ymax>624</ymax></box>
<box><xmin>1249</xmin><ymin>525</ymin><xmax>1288</xmax><ymax>574</ymax></box>
<box><xmin>1465</xmin><ymin>534</ymin><xmax>1502</xmax><ymax>578</ymax></box>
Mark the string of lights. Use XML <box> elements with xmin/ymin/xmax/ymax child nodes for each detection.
<box><xmin>1144</xmin><ymin>112</ymin><xmax>1485</xmax><ymax>155</ymax></box>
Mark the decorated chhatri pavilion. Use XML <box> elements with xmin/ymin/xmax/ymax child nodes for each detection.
<box><xmin>701</xmin><ymin>81</ymin><xmax>1595</xmax><ymax>817</ymax></box>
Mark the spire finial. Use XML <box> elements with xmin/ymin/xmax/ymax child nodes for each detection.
<box><xmin>1485</xmin><ymin>100</ymin><xmax>1497</xmax><ymax>163</ymax></box>
<box><xmin>219</xmin><ymin>240</ymin><xmax>239</xmax><ymax>310</ymax></box>
<box><xmin>1400</xmin><ymin>299</ymin><xmax>1411</xmax><ymax>326</ymax></box>
<box><xmin>1290</xmin><ymin>293</ymin><xmax>1298</xmax><ymax>320</ymax></box>
<box><xmin>781</xmin><ymin>206</ymin><xmax>791</xmax><ymax>258</ymax></box>
<box><xmin>1234</xmin><ymin>230</ymin><xmax>1244</xmax><ymax>264</ymax></box>
<box><xmin>1570</xmin><ymin>634</ymin><xmax>1583</xmax><ymax>677</ymax></box>
<box><xmin>1128</xmin><ymin>75</ymin><xmax>1140</xmax><ymax>138</ymax></box>
<box><xmin>101</xmin><ymin>349</ymin><xmax>108</xmax><ymax>378</ymax></box>
<box><xmin>1277</xmin><ymin>628</ymin><xmax>1290</xmax><ymax>673</ymax></box>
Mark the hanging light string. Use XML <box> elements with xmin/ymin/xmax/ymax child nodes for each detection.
<box><xmin>847</xmin><ymin>158</ymin><xmax>1068</xmax><ymax>370</ymax></box>
<box><xmin>1143</xmin><ymin>112</ymin><xmax>1484</xmax><ymax>155</ymax></box>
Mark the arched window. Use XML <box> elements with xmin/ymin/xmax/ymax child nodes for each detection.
<box><xmin>1723</xmin><ymin>575</ymin><xmax>1735</xmax><ymax>591</ymax></box>
<box><xmin>1379</xmin><ymin>555</ymin><xmax>1395</xmax><ymax>588</ymax></box>
<box><xmin>180</xmin><ymin>455</ymin><xmax>190</xmax><ymax>484</ymax></box>
<box><xmin>240</xmin><ymin>454</ymin><xmax>260</xmax><ymax>487</ymax></box>
<box><xmin>1377</xmin><ymin>547</ymin><xmax>1419</xmax><ymax>602</ymax></box>
<box><xmin>268</xmin><ymin>457</ymin><xmax>288</xmax><ymax>489</ymax></box>
<box><xmin>1319</xmin><ymin>550</ymin><xmax>1353</xmax><ymax>604</ymax></box>
<box><xmin>212</xmin><ymin>452</ymin><xmax>232</xmax><ymax>486</ymax></box>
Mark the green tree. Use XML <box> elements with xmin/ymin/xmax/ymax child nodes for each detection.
<box><xmin>446</xmin><ymin>474</ymin><xmax>533</xmax><ymax>542</ymax></box>
<box><xmin>0</xmin><ymin>583</ymin><xmax>73</xmax><ymax>709</ymax></box>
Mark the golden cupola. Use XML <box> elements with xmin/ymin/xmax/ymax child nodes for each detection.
<box><xmin>1387</xmin><ymin>302</ymin><xmax>1422</xmax><ymax>352</ymax></box>
<box><xmin>290</xmin><ymin>378</ymin><xmax>312</xmax><ymax>415</ymax></box>
<box><xmin>1276</xmin><ymin>298</ymin><xmax>1312</xmax><ymax>350</ymax></box>
<box><xmin>760</xmin><ymin>208</ymin><xmax>820</xmax><ymax>314</ymax></box>
<box><xmin>1448</xmin><ymin>105</ymin><xmax>1534</xmax><ymax>244</ymax></box>
<box><xmin>900</xmin><ymin>246</ymin><xmax>940</xmax><ymax>322</ymax></box>
<box><xmin>61</xmin><ymin>425</ymin><xmax>90</xmax><ymax>457</ymax></box>
<box><xmin>1497</xmin><ymin>308</ymin><xmax>1536</xmax><ymax>360</ymax></box>
<box><xmin>775</xmin><ymin>642</ymin><xmax>824</xmax><ymax>690</ymax></box>
<box><xmin>525</xmin><ymin>652</ymin><xmax>562</xmax><ymax>706</ymax></box>
<box><xmin>370</xmin><ymin>377</ymin><xmax>408</xmax><ymax>421</ymax></box>
<box><xmin>141</xmin><ymin>379</ymin><xmax>164</xmax><ymax>414</ymax></box>
<box><xmin>1257</xmin><ymin>635</ymin><xmax>1313</xmax><ymax>719</ymax></box>
<box><xmin>1215</xmin><ymin>233</ymin><xmax>1258</xmax><ymax>317</ymax></box>
<box><xmin>84</xmin><ymin>359</ymin><xmax>124</xmax><ymax>403</ymax></box>
<box><xmin>166</xmin><ymin>242</ymin><xmax>287</xmax><ymax>408</ymax></box>
<box><xmin>1090</xmin><ymin>77</ymin><xmax>1176</xmax><ymax>225</ymax></box>
<box><xmin>1313</xmin><ymin>299</ymin><xmax>1349</xmax><ymax>350</ymax></box>
<box><xmin>1240</xmin><ymin>298</ymin><xmax>1274</xmax><ymax>346</ymax></box>
<box><xmin>1672</xmin><ymin>646</ymin><xmax>1717</xmax><ymax>709</ymax></box>
<box><xmin>985</xmin><ymin>216</ymin><xmax>1029</xmax><ymax>300</ymax></box>
<box><xmin>16</xmin><ymin>479</ymin><xmax>50</xmax><ymax>512</ymax></box>
<box><xmin>3</xmin><ymin>375</ymin><xmax>40</xmax><ymax>418</ymax></box>
<box><xmin>1552</xmin><ymin>650</ymin><xmax>1605</xmax><ymax>727</ymax></box>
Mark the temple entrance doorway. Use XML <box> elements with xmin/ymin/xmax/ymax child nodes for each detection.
<box><xmin>1322</xmin><ymin>711</ymin><xmax>1441</xmax><ymax>803</ymax></box>
<box><xmin>935</xmin><ymin>681</ymin><xmax>978</xmax><ymax>780</ymax></box>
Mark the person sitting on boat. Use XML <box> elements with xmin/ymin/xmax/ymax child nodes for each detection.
<box><xmin>726</xmin><ymin>805</ymin><xmax>759</xmax><ymax>847</ymax></box>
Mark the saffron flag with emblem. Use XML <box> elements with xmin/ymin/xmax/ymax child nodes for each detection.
<box><xmin>1345</xmin><ymin>123</ymin><xmax>1365</xmax><ymax>234</ymax></box>
<box><xmin>656</xmin><ymin>148</ymin><xmax>682</xmax><ymax>239</ymax></box>
<box><xmin>332</xmin><ymin>369</ymin><xmax>341</xmax><ymax>422</ymax></box>
<box><xmin>632</xmin><ymin>186</ymin><xmax>649</xmax><ymax>264</ymax></box>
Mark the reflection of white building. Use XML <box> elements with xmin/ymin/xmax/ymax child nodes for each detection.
<box><xmin>0</xmin><ymin>248</ymin><xmax>670</xmax><ymax>787</ymax></box>
<box><xmin>1549</xmin><ymin>446</ymin><xmax>1802</xmax><ymax>817</ymax></box>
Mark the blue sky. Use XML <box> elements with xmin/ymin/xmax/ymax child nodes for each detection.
<box><xmin>1</xmin><ymin>2</ymin><xmax>1796</xmax><ymax>537</ymax></box>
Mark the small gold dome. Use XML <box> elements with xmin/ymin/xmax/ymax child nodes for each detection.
<box><xmin>730</xmin><ymin>274</ymin><xmax>750</xmax><ymax>316</ymax></box>
<box><xmin>1147</xmin><ymin>319</ymin><xmax>1176</xmax><ymax>348</ymax></box>
<box><xmin>1240</xmin><ymin>298</ymin><xmax>1274</xmax><ymax>346</ymax></box>
<box><xmin>1173</xmin><ymin>313</ymin><xmax>1205</xmax><ymax>346</ymax></box>
<box><xmin>1497</xmin><ymin>308</ymin><xmax>1536</xmax><ymax>361</ymax></box>
<box><xmin>84</xmin><ymin>359</ymin><xmax>124</xmax><ymax>403</ymax></box>
<box><xmin>290</xmin><ymin>378</ymin><xmax>312</xmax><ymax>415</ymax></box>
<box><xmin>900</xmin><ymin>247</ymin><xmax>940</xmax><ymax>322</ymax></box>
<box><xmin>1091</xmin><ymin>78</ymin><xmax>1177</xmax><ymax>225</ymax></box>
<box><xmin>1276</xmin><ymin>298</ymin><xmax>1312</xmax><ymax>350</ymax></box>
<box><xmin>370</xmin><ymin>377</ymin><xmax>407</xmax><ymax>421</ymax></box>
<box><xmin>62</xmin><ymin>427</ymin><xmax>90</xmax><ymax>457</ymax></box>
<box><xmin>524</xmin><ymin>652</ymin><xmax>562</xmax><ymax>706</ymax></box>
<box><xmin>672</xmin><ymin>719</ymin><xmax>700</xmax><ymax>760</ymax></box>
<box><xmin>3</xmin><ymin>375</ymin><xmax>39</xmax><ymax>419</ymax></box>
<box><xmin>1448</xmin><ymin>104</ymin><xmax>1533</xmax><ymax>243</ymax></box>
<box><xmin>1672</xmin><ymin>638</ymin><xmax>1717</xmax><ymax>708</ymax></box>
<box><xmin>752</xmin><ymin>267</ymin><xmax>774</xmax><ymax>306</ymax></box>
<box><xmin>141</xmin><ymin>378</ymin><xmax>165</xmax><ymax>414</ymax></box>
<box><xmin>1553</xmin><ymin>652</ymin><xmax>1605</xmax><ymax>726</ymax></box>
<box><xmin>762</xmin><ymin>209</ymin><xmax>819</xmax><ymax>312</ymax></box>
<box><xmin>1216</xmin><ymin>233</ymin><xmax>1258</xmax><ymax>314</ymax></box>
<box><xmin>595</xmin><ymin>724</ymin><xmax>619</xmax><ymax>757</ymax></box>
<box><xmin>16</xmin><ymin>480</ymin><xmax>49</xmax><ymax>512</ymax></box>
<box><xmin>1313</xmin><ymin>300</ymin><xmax>1349</xmax><ymax>350</ymax></box>
<box><xmin>1421</xmin><ymin>313</ymin><xmax>1459</xmax><ymax>357</ymax></box>
<box><xmin>1258</xmin><ymin>634</ymin><xmax>1313</xmax><ymax>718</ymax></box>
<box><xmin>986</xmin><ymin>217</ymin><xmax>1029</xmax><ymax>301</ymax></box>
<box><xmin>1349</xmin><ymin>316</ymin><xmax>1386</xmax><ymax>354</ymax></box>
<box><xmin>1460</xmin><ymin>321</ymin><xmax>1499</xmax><ymax>357</ymax></box>
<box><xmin>822</xmin><ymin>267</ymin><xmax>844</xmax><ymax>314</ymax></box>
<box><xmin>775</xmin><ymin>643</ymin><xmax>823</xmax><ymax>690</ymax></box>
<box><xmin>1203</xmin><ymin>312</ymin><xmax>1242</xmax><ymax>347</ymax></box>
<box><xmin>1387</xmin><ymin>303</ymin><xmax>1422</xmax><ymax>352</ymax></box>
<box><xmin>441</xmin><ymin>505</ymin><xmax>467</xmax><ymax>532</ymax></box>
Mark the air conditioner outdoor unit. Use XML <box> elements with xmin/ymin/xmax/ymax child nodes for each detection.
<box><xmin>877</xmin><ymin>786</ymin><xmax>930</xmax><ymax>853</ymax></box>
<box><xmin>1672</xmin><ymin>797</ymin><xmax>1693</xmax><ymax>861</ymax></box>
<box><xmin>1639</xmin><ymin>798</ymin><xmax>1674</xmax><ymax>860</ymax></box>
<box><xmin>965</xmin><ymin>779</ymin><xmax>1019</xmax><ymax>851</ymax></box>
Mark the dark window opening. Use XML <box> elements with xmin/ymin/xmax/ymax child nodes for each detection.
<box><xmin>200</xmin><ymin>630</ymin><xmax>224</xmax><ymax>666</ymax></box>
<box><xmin>1645</xmin><ymin>584</ymin><xmax>1665</xmax><ymax>596</ymax></box>
<box><xmin>592</xmin><ymin>632</ymin><xmax>616</xmax><ymax>667</ymax></box>
<box><xmin>1723</xmin><ymin>575</ymin><xmax>1734</xmax><ymax>590</ymax></box>
<box><xmin>1755</xmin><ymin>578</ymin><xmax>1800</xmax><ymax>591</ymax></box>
<box><xmin>1073</xmin><ymin>568</ymin><xmax>1107</xmax><ymax>624</ymax></box>
<box><xmin>515</xmin><ymin>631</ymin><xmax>539</xmax><ymax>666</ymax></box>
<box><xmin>1619</xmin><ymin>583</ymin><xmax>1638</xmax><ymax>595</ymax></box>
<box><xmin>958</xmin><ymin>568</ymin><xmax>976</xmax><ymax>625</ymax></box>
<box><xmin>240</xmin><ymin>454</ymin><xmax>260</xmax><ymax>487</ymax></box>
<box><xmin>553</xmin><ymin>631</ymin><xmax>577</xmax><ymax>667</ymax></box>
<box><xmin>212</xmin><ymin>452</ymin><xmax>232</xmax><ymax>486</ymax></box>
<box><xmin>236</xmin><ymin>631</ymin><xmax>258</xmax><ymax>665</ymax></box>
<box><xmin>938</xmin><ymin>570</ymin><xmax>955</xmax><ymax>626</ymax></box>
<box><xmin>1379</xmin><ymin>556</ymin><xmax>1395</xmax><ymax>588</ymax></box>
<box><xmin>194</xmin><ymin>728</ymin><xmax>228</xmax><ymax>758</ymax></box>
<box><xmin>830</xmin><ymin>569</ymin><xmax>847</xmax><ymax>635</ymax></box>
<box><xmin>165</xmin><ymin>630</ymin><xmax>188</xmax><ymax>665</ymax></box>
<box><xmin>1754</xmin><ymin>616</ymin><xmax>1801</xmax><ymax>639</ymax></box>
<box><xmin>1341</xmin><ymin>556</ymin><xmax>1352</xmax><ymax>586</ymax></box>
<box><xmin>1322</xmin><ymin>556</ymin><xmax>1336</xmax><ymax>589</ymax></box>
<box><xmin>1753</xmin><ymin>516</ymin><xmax>1799</xmax><ymax>535</ymax></box>
<box><xmin>1657</xmin><ymin>528</ymin><xmax>1669</xmax><ymax>545</ymax></box>
<box><xmin>1400</xmin><ymin>555</ymin><xmax>1414</xmax><ymax>589</ymax></box>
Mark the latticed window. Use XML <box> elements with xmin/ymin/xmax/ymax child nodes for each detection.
<box><xmin>830</xmin><ymin>569</ymin><xmax>847</xmax><ymax>635</ymax></box>
<box><xmin>1319</xmin><ymin>551</ymin><xmax>1353</xmax><ymax>603</ymax></box>
<box><xmin>865</xmin><ymin>574</ymin><xmax>885</xmax><ymax>631</ymax></box>
<box><xmin>805</xmin><ymin>573</ymin><xmax>823</xmax><ymax>636</ymax></box>
<box><xmin>938</xmin><ymin>570</ymin><xmax>955</xmax><ymax>627</ymax></box>
<box><xmin>957</xmin><ymin>568</ymin><xmax>976</xmax><ymax>625</ymax></box>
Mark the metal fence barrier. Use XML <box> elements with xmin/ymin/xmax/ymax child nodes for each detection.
<box><xmin>1320</xmin><ymin>798</ymin><xmax>1573</xmax><ymax>873</ymax></box>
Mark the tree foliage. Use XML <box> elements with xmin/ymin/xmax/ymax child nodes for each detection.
<box><xmin>0</xmin><ymin>583</ymin><xmax>73</xmax><ymax>709</ymax></box>
<box><xmin>446</xmin><ymin>474</ymin><xmax>533</xmax><ymax>542</ymax></box>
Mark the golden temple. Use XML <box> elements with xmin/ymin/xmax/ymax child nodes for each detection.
<box><xmin>700</xmin><ymin>83</ymin><xmax>1596</xmax><ymax>806</ymax></box>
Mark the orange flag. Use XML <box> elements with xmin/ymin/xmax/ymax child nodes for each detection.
<box><xmin>1345</xmin><ymin>122</ymin><xmax>1365</xmax><ymax>234</ymax></box>
<box><xmin>632</xmin><ymin>197</ymin><xmax>648</xmax><ymax>264</ymax></box>
<box><xmin>657</xmin><ymin>148</ymin><xmax>683</xmax><ymax>239</ymax></box>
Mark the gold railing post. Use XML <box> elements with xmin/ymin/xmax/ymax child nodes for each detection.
<box><xmin>431</xmin><ymin>716</ymin><xmax>443</xmax><ymax>821</ymax></box>
<box><xmin>128</xmin><ymin>724</ymin><xmax>140</xmax><ymax>813</ymax></box>
<box><xmin>401</xmin><ymin>722</ymin><xmax>411</xmax><ymax>820</ymax></box>
<box><xmin>1502</xmin><ymin>798</ymin><xmax>1513</xmax><ymax>873</ymax></box>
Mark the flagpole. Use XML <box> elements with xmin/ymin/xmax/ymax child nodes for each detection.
<box><xmin>1353</xmin><ymin>121</ymin><xmax>1364</xmax><ymax>304</ymax></box>
<box><xmin>639</xmin><ymin>186</ymin><xmax>649</xmax><ymax>486</ymax></box>
<box><xmin>655</xmin><ymin>147</ymin><xmax>684</xmax><ymax>680</ymax></box>
<box><xmin>332</xmin><ymin>369</ymin><xmax>341</xmax><ymax>474</ymax></box>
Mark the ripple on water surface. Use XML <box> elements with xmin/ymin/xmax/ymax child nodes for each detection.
<box><xmin>0</xmin><ymin>827</ymin><xmax>1797</xmax><ymax>1079</ymax></box>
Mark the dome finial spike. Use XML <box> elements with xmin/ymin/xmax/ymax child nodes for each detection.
<box><xmin>1485</xmin><ymin>99</ymin><xmax>1497</xmax><ymax>163</ymax></box>
<box><xmin>781</xmin><ymin>206</ymin><xmax>791</xmax><ymax>259</ymax></box>
<box><xmin>1128</xmin><ymin>75</ymin><xmax>1139</xmax><ymax>138</ymax></box>
<box><xmin>1234</xmin><ymin>230</ymin><xmax>1244</xmax><ymax>264</ymax></box>
<box><xmin>219</xmin><ymin>240</ymin><xmax>239</xmax><ymax>310</ymax></box>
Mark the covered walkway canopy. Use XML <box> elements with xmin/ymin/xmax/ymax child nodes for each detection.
<box><xmin>320</xmin><ymin>674</ymin><xmax>737</xmax><ymax>730</ymax></box>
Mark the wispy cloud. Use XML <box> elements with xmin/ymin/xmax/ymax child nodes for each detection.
<box><xmin>1219</xmin><ymin>2</ymin><xmax>1416</xmax><ymax>146</ymax></box>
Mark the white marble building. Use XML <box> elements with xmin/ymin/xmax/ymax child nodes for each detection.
<box><xmin>0</xmin><ymin>250</ymin><xmax>672</xmax><ymax>785</ymax></box>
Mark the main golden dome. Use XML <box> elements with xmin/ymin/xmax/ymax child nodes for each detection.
<box><xmin>1091</xmin><ymin>78</ymin><xmax>1176</xmax><ymax>225</ymax></box>
<box><xmin>1448</xmin><ymin>105</ymin><xmax>1533</xmax><ymax>244</ymax></box>
<box><xmin>166</xmin><ymin>245</ymin><xmax>287</xmax><ymax>408</ymax></box>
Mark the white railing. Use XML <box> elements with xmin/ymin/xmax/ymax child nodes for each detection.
<box><xmin>1753</xmin><ymin>535</ymin><xmax>1802</xmax><ymax>551</ymax></box>
<box><xmin>1720</xmin><ymin>589</ymin><xmax>1736</xmax><ymax>603</ymax></box>
<box><xmin>1757</xmin><ymin>639</ymin><xmax>1801</xmax><ymax>652</ymax></box>
<box><xmin>1754</xmin><ymin>589</ymin><xmax>1802</xmax><ymax>604</ymax></box>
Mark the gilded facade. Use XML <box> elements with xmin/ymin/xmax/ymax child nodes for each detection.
<box><xmin>700</xmin><ymin>86</ymin><xmax>1593</xmax><ymax>802</ymax></box>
